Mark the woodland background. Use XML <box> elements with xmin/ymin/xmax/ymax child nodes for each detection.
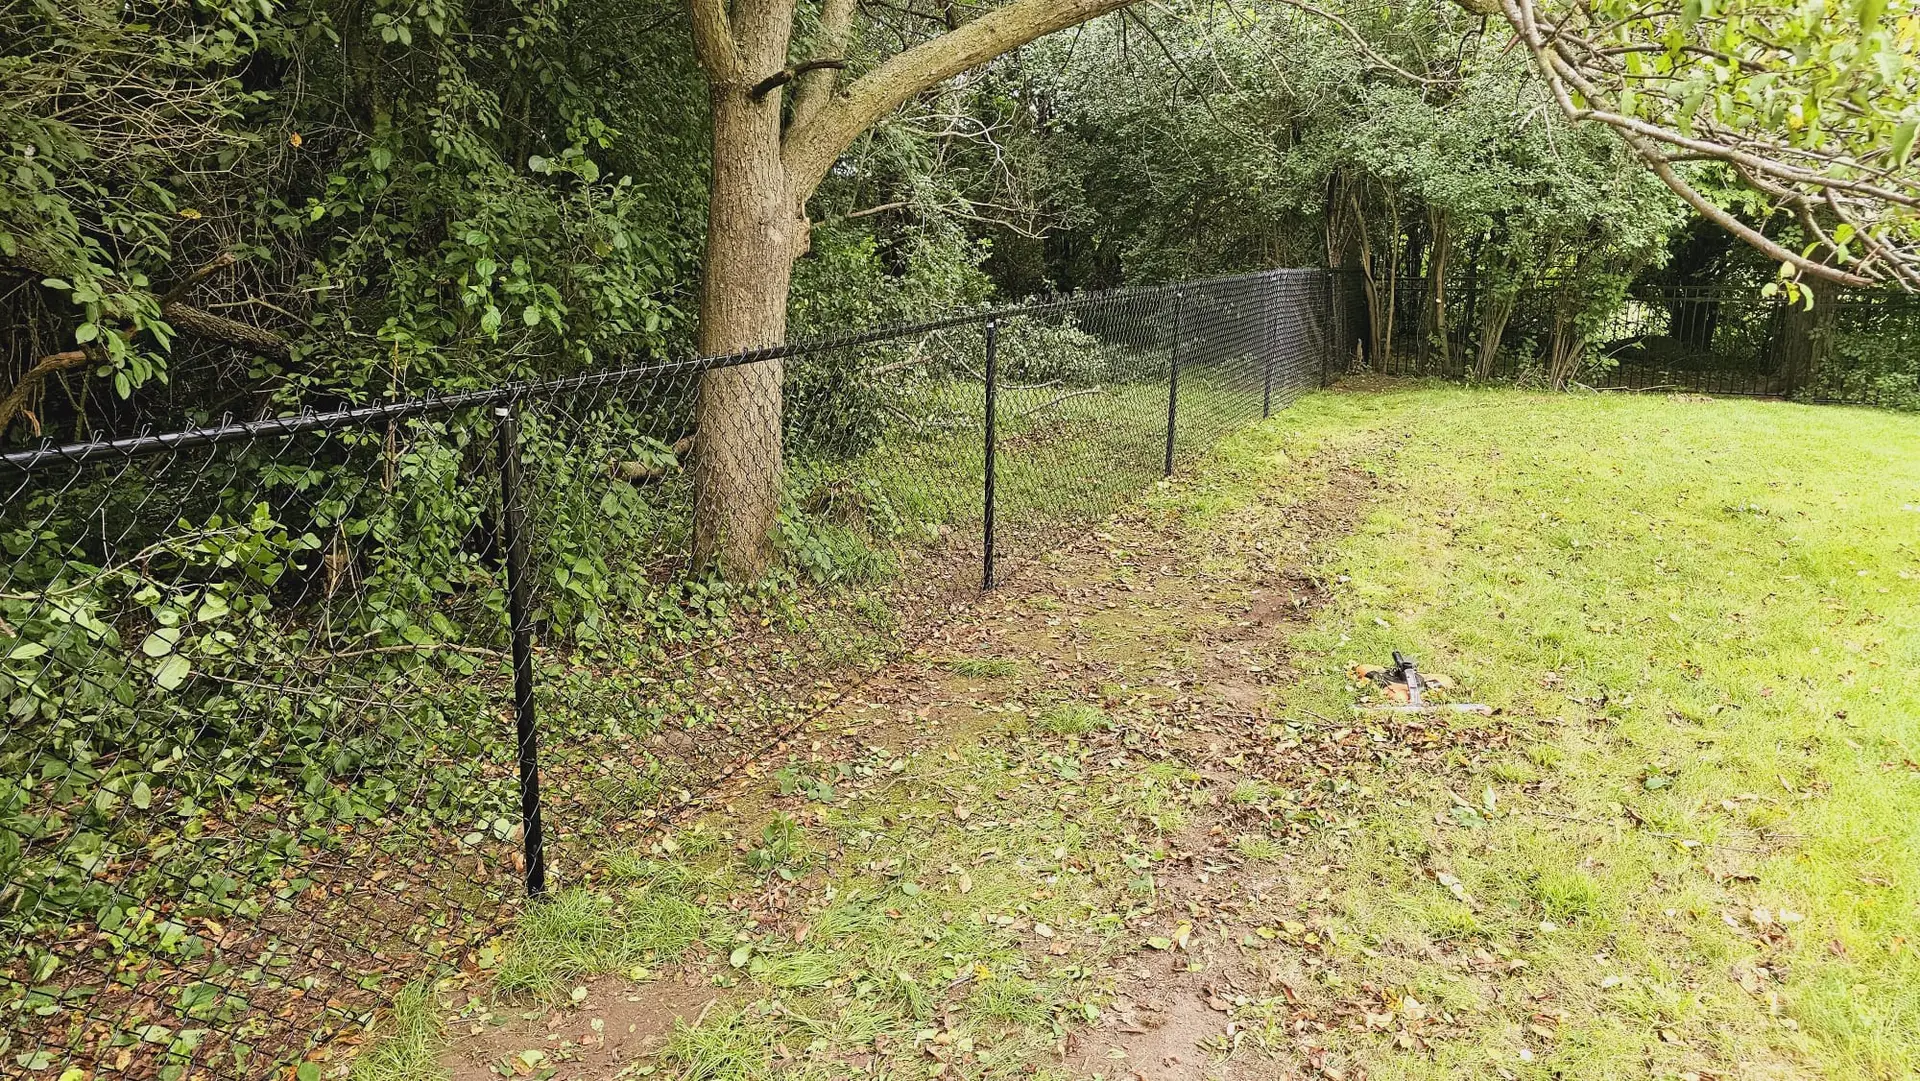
<box><xmin>11</xmin><ymin>0</ymin><xmax>1911</xmax><ymax>450</ymax></box>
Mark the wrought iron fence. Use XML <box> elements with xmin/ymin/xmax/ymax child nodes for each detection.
<box><xmin>1369</xmin><ymin>277</ymin><xmax>1920</xmax><ymax>406</ymax></box>
<box><xmin>0</xmin><ymin>268</ymin><xmax>1356</xmax><ymax>1079</ymax></box>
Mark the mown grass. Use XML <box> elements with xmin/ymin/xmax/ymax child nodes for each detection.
<box><xmin>1160</xmin><ymin>383</ymin><xmax>1920</xmax><ymax>1079</ymax></box>
<box><xmin>363</xmin><ymin>382</ymin><xmax>1919</xmax><ymax>1081</ymax></box>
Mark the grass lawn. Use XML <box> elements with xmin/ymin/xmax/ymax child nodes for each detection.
<box><xmin>358</xmin><ymin>382</ymin><xmax>1920</xmax><ymax>1081</ymax></box>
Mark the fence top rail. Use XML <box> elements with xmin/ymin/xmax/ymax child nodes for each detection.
<box><xmin>0</xmin><ymin>267</ymin><xmax>1334</xmax><ymax>473</ymax></box>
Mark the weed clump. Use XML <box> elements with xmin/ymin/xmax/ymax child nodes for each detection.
<box><xmin>1530</xmin><ymin>870</ymin><xmax>1605</xmax><ymax>924</ymax></box>
<box><xmin>1039</xmin><ymin>702</ymin><xmax>1108</xmax><ymax>735</ymax></box>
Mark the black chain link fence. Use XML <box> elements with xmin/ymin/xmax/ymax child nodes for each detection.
<box><xmin>0</xmin><ymin>268</ymin><xmax>1357</xmax><ymax>1080</ymax></box>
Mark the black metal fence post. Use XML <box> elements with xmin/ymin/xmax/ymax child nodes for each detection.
<box><xmin>981</xmin><ymin>317</ymin><xmax>999</xmax><ymax>591</ymax></box>
<box><xmin>1165</xmin><ymin>291</ymin><xmax>1183</xmax><ymax>475</ymax></box>
<box><xmin>1262</xmin><ymin>276</ymin><xmax>1277</xmax><ymax>418</ymax></box>
<box><xmin>493</xmin><ymin>402</ymin><xmax>548</xmax><ymax>897</ymax></box>
<box><xmin>1321</xmin><ymin>271</ymin><xmax>1338</xmax><ymax>388</ymax></box>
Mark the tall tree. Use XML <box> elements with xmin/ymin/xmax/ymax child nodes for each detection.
<box><xmin>684</xmin><ymin>0</ymin><xmax>1136</xmax><ymax>577</ymax></box>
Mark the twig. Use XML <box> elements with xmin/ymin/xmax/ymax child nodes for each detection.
<box><xmin>1014</xmin><ymin>386</ymin><xmax>1108</xmax><ymax>418</ymax></box>
<box><xmin>751</xmin><ymin>58</ymin><xmax>848</xmax><ymax>100</ymax></box>
<box><xmin>843</xmin><ymin>200</ymin><xmax>908</xmax><ymax>220</ymax></box>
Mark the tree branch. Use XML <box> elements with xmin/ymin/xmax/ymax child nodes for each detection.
<box><xmin>1268</xmin><ymin>0</ymin><xmax>1443</xmax><ymax>85</ymax></box>
<box><xmin>843</xmin><ymin>199</ymin><xmax>909</xmax><ymax>219</ymax></box>
<box><xmin>781</xmin><ymin>0</ymin><xmax>1137</xmax><ymax>204</ymax></box>
<box><xmin>792</xmin><ymin>0</ymin><xmax>860</xmax><ymax>129</ymax></box>
<box><xmin>0</xmin><ymin>349</ymin><xmax>93</xmax><ymax>438</ymax></box>
<box><xmin>1493</xmin><ymin>0</ymin><xmax>1875</xmax><ymax>289</ymax></box>
<box><xmin>0</xmin><ymin>251</ymin><xmax>291</xmax><ymax>438</ymax></box>
<box><xmin>753</xmin><ymin>57</ymin><xmax>849</xmax><ymax>99</ymax></box>
<box><xmin>687</xmin><ymin>0</ymin><xmax>746</xmax><ymax>83</ymax></box>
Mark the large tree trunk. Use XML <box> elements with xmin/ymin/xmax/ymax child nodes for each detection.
<box><xmin>684</xmin><ymin>0</ymin><xmax>1139</xmax><ymax>578</ymax></box>
<box><xmin>690</xmin><ymin>10</ymin><xmax>795</xmax><ymax>580</ymax></box>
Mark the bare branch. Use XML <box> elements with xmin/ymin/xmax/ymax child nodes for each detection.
<box><xmin>752</xmin><ymin>57</ymin><xmax>849</xmax><ymax>100</ymax></box>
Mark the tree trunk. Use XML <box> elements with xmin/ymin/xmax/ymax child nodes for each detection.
<box><xmin>1773</xmin><ymin>277</ymin><xmax>1835</xmax><ymax>396</ymax></box>
<box><xmin>1425</xmin><ymin>209</ymin><xmax>1451</xmax><ymax>372</ymax></box>
<box><xmin>684</xmin><ymin>0</ymin><xmax>1141</xmax><ymax>577</ymax></box>
<box><xmin>691</xmin><ymin>28</ymin><xmax>795</xmax><ymax>580</ymax></box>
<box><xmin>1547</xmin><ymin>291</ymin><xmax>1584</xmax><ymax>390</ymax></box>
<box><xmin>1474</xmin><ymin>290</ymin><xmax>1515</xmax><ymax>380</ymax></box>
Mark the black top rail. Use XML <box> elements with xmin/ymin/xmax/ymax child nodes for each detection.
<box><xmin>1</xmin><ymin>268</ymin><xmax>1326</xmax><ymax>473</ymax></box>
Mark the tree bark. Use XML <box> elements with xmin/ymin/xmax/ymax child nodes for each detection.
<box><xmin>1474</xmin><ymin>290</ymin><xmax>1515</xmax><ymax>379</ymax></box>
<box><xmin>689</xmin><ymin>0</ymin><xmax>795</xmax><ymax>579</ymax></box>
<box><xmin>1773</xmin><ymin>277</ymin><xmax>1836</xmax><ymax>396</ymax></box>
<box><xmin>1547</xmin><ymin>288</ymin><xmax>1584</xmax><ymax>390</ymax></box>
<box><xmin>684</xmin><ymin>0</ymin><xmax>1140</xmax><ymax>578</ymax></box>
<box><xmin>1424</xmin><ymin>208</ymin><xmax>1451</xmax><ymax>372</ymax></box>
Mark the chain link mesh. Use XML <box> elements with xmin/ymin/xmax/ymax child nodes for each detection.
<box><xmin>0</xmin><ymin>269</ymin><xmax>1357</xmax><ymax>1079</ymax></box>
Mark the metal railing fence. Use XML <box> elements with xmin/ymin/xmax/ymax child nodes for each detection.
<box><xmin>1369</xmin><ymin>278</ymin><xmax>1920</xmax><ymax>405</ymax></box>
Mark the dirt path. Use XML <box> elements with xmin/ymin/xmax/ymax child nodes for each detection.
<box><xmin>424</xmin><ymin>419</ymin><xmax>1517</xmax><ymax>1081</ymax></box>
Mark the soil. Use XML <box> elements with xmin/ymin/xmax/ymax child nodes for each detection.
<box><xmin>423</xmin><ymin>434</ymin><xmax>1445</xmax><ymax>1081</ymax></box>
<box><xmin>440</xmin><ymin>972</ymin><xmax>721</xmax><ymax>1081</ymax></box>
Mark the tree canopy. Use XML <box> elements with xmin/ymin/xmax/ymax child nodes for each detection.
<box><xmin>2</xmin><ymin>0</ymin><xmax>1915</xmax><ymax>444</ymax></box>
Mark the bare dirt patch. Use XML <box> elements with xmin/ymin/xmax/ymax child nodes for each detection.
<box><xmin>439</xmin><ymin>972</ymin><xmax>720</xmax><ymax>1081</ymax></box>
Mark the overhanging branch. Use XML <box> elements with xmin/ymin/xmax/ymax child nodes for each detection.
<box><xmin>780</xmin><ymin>0</ymin><xmax>1139</xmax><ymax>204</ymax></box>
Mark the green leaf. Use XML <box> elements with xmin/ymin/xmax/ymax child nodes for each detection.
<box><xmin>1859</xmin><ymin>0</ymin><xmax>1887</xmax><ymax>33</ymax></box>
<box><xmin>729</xmin><ymin>944</ymin><xmax>753</xmax><ymax>967</ymax></box>
<box><xmin>153</xmin><ymin>654</ymin><xmax>192</xmax><ymax>691</ymax></box>
<box><xmin>132</xmin><ymin>780</ymin><xmax>153</xmax><ymax>810</ymax></box>
<box><xmin>141</xmin><ymin>627</ymin><xmax>183</xmax><ymax>657</ymax></box>
<box><xmin>1891</xmin><ymin>118</ymin><xmax>1917</xmax><ymax>167</ymax></box>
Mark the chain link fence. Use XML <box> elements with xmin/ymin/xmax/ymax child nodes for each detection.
<box><xmin>0</xmin><ymin>268</ymin><xmax>1357</xmax><ymax>1079</ymax></box>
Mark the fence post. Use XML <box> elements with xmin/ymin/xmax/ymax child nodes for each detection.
<box><xmin>981</xmin><ymin>318</ymin><xmax>999</xmax><ymax>591</ymax></box>
<box><xmin>1164</xmin><ymin>291</ymin><xmax>1183</xmax><ymax>476</ymax></box>
<box><xmin>1262</xmin><ymin>278</ymin><xmax>1276</xmax><ymax>418</ymax></box>
<box><xmin>493</xmin><ymin>402</ymin><xmax>547</xmax><ymax>898</ymax></box>
<box><xmin>1320</xmin><ymin>272</ymin><xmax>1337</xmax><ymax>389</ymax></box>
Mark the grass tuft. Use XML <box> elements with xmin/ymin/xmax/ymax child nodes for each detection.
<box><xmin>1038</xmin><ymin>702</ymin><xmax>1108</xmax><ymax>735</ymax></box>
<box><xmin>495</xmin><ymin>890</ymin><xmax>627</xmax><ymax>995</ymax></box>
<box><xmin>349</xmin><ymin>984</ymin><xmax>441</xmax><ymax>1081</ymax></box>
<box><xmin>1530</xmin><ymin>869</ymin><xmax>1606</xmax><ymax>924</ymax></box>
<box><xmin>659</xmin><ymin>1008</ymin><xmax>773</xmax><ymax>1081</ymax></box>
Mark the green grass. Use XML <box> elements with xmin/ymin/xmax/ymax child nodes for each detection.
<box><xmin>361</xmin><ymin>383</ymin><xmax>1920</xmax><ymax>1081</ymax></box>
<box><xmin>1164</xmin><ymin>384</ymin><xmax>1920</xmax><ymax>1079</ymax></box>
<box><xmin>1036</xmin><ymin>701</ymin><xmax>1108</xmax><ymax>734</ymax></box>
<box><xmin>348</xmin><ymin>984</ymin><xmax>441</xmax><ymax>1081</ymax></box>
<box><xmin>940</xmin><ymin>655</ymin><xmax>1022</xmax><ymax>678</ymax></box>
